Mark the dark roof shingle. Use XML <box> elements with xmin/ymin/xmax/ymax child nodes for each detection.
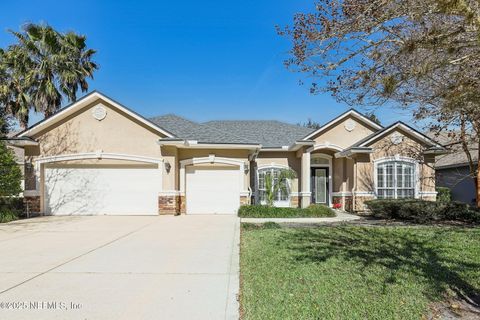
<box><xmin>204</xmin><ymin>120</ymin><xmax>314</xmax><ymax>148</ymax></box>
<box><xmin>149</xmin><ymin>115</ymin><xmax>314</xmax><ymax>147</ymax></box>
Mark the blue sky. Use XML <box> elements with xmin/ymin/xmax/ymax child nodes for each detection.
<box><xmin>0</xmin><ymin>0</ymin><xmax>413</xmax><ymax>127</ymax></box>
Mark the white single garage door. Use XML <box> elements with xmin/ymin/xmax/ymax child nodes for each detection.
<box><xmin>44</xmin><ymin>165</ymin><xmax>162</xmax><ymax>215</ymax></box>
<box><xmin>186</xmin><ymin>166</ymin><xmax>240</xmax><ymax>214</ymax></box>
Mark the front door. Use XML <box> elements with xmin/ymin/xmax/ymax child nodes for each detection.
<box><xmin>311</xmin><ymin>168</ymin><xmax>329</xmax><ymax>205</ymax></box>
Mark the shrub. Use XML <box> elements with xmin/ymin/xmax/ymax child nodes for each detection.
<box><xmin>364</xmin><ymin>199</ymin><xmax>480</xmax><ymax>223</ymax></box>
<box><xmin>0</xmin><ymin>141</ymin><xmax>22</xmax><ymax>197</ymax></box>
<box><xmin>0</xmin><ymin>208</ymin><xmax>18</xmax><ymax>223</ymax></box>
<box><xmin>0</xmin><ymin>197</ymin><xmax>23</xmax><ymax>223</ymax></box>
<box><xmin>436</xmin><ymin>187</ymin><xmax>452</xmax><ymax>203</ymax></box>
<box><xmin>305</xmin><ymin>204</ymin><xmax>336</xmax><ymax>217</ymax></box>
<box><xmin>238</xmin><ymin>204</ymin><xmax>336</xmax><ymax>218</ymax></box>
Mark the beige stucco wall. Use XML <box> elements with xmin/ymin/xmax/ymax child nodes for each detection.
<box><xmin>177</xmin><ymin>148</ymin><xmax>251</xmax><ymax>192</ymax></box>
<box><xmin>29</xmin><ymin>99</ymin><xmax>167</xmax><ymax>160</ymax></box>
<box><xmin>255</xmin><ymin>151</ymin><xmax>301</xmax><ymax>193</ymax></box>
<box><xmin>23</xmin><ymin>98</ymin><xmax>170</xmax><ymax>213</ymax></box>
<box><xmin>311</xmin><ymin>115</ymin><xmax>377</xmax><ymax>149</ymax></box>
<box><xmin>355</xmin><ymin>128</ymin><xmax>436</xmax><ymax>195</ymax></box>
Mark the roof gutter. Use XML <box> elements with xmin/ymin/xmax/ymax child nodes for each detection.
<box><xmin>1</xmin><ymin>137</ymin><xmax>39</xmax><ymax>147</ymax></box>
<box><xmin>335</xmin><ymin>147</ymin><xmax>373</xmax><ymax>158</ymax></box>
<box><xmin>259</xmin><ymin>140</ymin><xmax>315</xmax><ymax>152</ymax></box>
<box><xmin>157</xmin><ymin>139</ymin><xmax>262</xmax><ymax>150</ymax></box>
<box><xmin>424</xmin><ymin>147</ymin><xmax>449</xmax><ymax>155</ymax></box>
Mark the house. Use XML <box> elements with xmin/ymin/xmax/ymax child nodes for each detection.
<box><xmin>435</xmin><ymin>147</ymin><xmax>477</xmax><ymax>205</ymax></box>
<box><xmin>8</xmin><ymin>91</ymin><xmax>445</xmax><ymax>215</ymax></box>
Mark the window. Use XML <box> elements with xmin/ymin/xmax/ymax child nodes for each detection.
<box><xmin>257</xmin><ymin>167</ymin><xmax>291</xmax><ymax>206</ymax></box>
<box><xmin>376</xmin><ymin>161</ymin><xmax>415</xmax><ymax>199</ymax></box>
<box><xmin>311</xmin><ymin>157</ymin><xmax>329</xmax><ymax>165</ymax></box>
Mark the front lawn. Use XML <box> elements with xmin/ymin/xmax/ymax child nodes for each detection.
<box><xmin>240</xmin><ymin>225</ymin><xmax>480</xmax><ymax>319</ymax></box>
<box><xmin>238</xmin><ymin>204</ymin><xmax>336</xmax><ymax>218</ymax></box>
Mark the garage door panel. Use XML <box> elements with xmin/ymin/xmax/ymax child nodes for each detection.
<box><xmin>45</xmin><ymin>167</ymin><xmax>161</xmax><ymax>215</ymax></box>
<box><xmin>186</xmin><ymin>166</ymin><xmax>240</xmax><ymax>215</ymax></box>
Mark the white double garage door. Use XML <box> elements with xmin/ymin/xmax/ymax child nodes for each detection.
<box><xmin>45</xmin><ymin>165</ymin><xmax>240</xmax><ymax>215</ymax></box>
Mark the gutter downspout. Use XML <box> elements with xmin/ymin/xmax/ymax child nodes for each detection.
<box><xmin>352</xmin><ymin>157</ymin><xmax>357</xmax><ymax>212</ymax></box>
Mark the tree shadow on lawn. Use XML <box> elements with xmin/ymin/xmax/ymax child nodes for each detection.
<box><xmin>282</xmin><ymin>227</ymin><xmax>480</xmax><ymax>308</ymax></box>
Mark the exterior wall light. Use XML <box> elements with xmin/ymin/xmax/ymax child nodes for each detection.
<box><xmin>165</xmin><ymin>161</ymin><xmax>171</xmax><ymax>173</ymax></box>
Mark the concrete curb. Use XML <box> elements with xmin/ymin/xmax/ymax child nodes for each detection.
<box><xmin>240</xmin><ymin>212</ymin><xmax>361</xmax><ymax>224</ymax></box>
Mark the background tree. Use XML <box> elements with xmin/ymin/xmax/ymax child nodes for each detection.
<box><xmin>299</xmin><ymin>118</ymin><xmax>321</xmax><ymax>129</ymax></box>
<box><xmin>365</xmin><ymin>111</ymin><xmax>381</xmax><ymax>126</ymax></box>
<box><xmin>0</xmin><ymin>23</ymin><xmax>98</xmax><ymax>129</ymax></box>
<box><xmin>279</xmin><ymin>0</ymin><xmax>480</xmax><ymax>206</ymax></box>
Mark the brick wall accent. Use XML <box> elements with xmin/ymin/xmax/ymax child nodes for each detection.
<box><xmin>24</xmin><ymin>196</ymin><xmax>41</xmax><ymax>214</ymax></box>
<box><xmin>158</xmin><ymin>195</ymin><xmax>179</xmax><ymax>215</ymax></box>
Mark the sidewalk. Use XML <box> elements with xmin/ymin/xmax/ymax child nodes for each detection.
<box><xmin>240</xmin><ymin>211</ymin><xmax>362</xmax><ymax>224</ymax></box>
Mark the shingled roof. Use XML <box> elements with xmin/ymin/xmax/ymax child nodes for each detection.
<box><xmin>149</xmin><ymin>115</ymin><xmax>314</xmax><ymax>147</ymax></box>
<box><xmin>204</xmin><ymin>120</ymin><xmax>314</xmax><ymax>148</ymax></box>
<box><xmin>149</xmin><ymin>114</ymin><xmax>259</xmax><ymax>145</ymax></box>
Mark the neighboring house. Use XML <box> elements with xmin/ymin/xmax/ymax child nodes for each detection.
<box><xmin>435</xmin><ymin>147</ymin><xmax>477</xmax><ymax>205</ymax></box>
<box><xmin>7</xmin><ymin>91</ymin><xmax>445</xmax><ymax>215</ymax></box>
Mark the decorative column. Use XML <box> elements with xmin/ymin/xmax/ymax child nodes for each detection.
<box><xmin>300</xmin><ymin>151</ymin><xmax>311</xmax><ymax>208</ymax></box>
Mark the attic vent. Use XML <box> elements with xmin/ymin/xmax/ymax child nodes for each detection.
<box><xmin>92</xmin><ymin>104</ymin><xmax>107</xmax><ymax>121</ymax></box>
<box><xmin>390</xmin><ymin>132</ymin><xmax>404</xmax><ymax>145</ymax></box>
<box><xmin>344</xmin><ymin>119</ymin><xmax>356</xmax><ymax>132</ymax></box>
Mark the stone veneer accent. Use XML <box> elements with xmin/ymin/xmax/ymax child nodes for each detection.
<box><xmin>332</xmin><ymin>196</ymin><xmax>354</xmax><ymax>213</ymax></box>
<box><xmin>344</xmin><ymin>196</ymin><xmax>353</xmax><ymax>212</ymax></box>
<box><xmin>354</xmin><ymin>195</ymin><xmax>375</xmax><ymax>212</ymax></box>
<box><xmin>158</xmin><ymin>195</ymin><xmax>180</xmax><ymax>215</ymax></box>
<box><xmin>420</xmin><ymin>195</ymin><xmax>436</xmax><ymax>202</ymax></box>
<box><xmin>240</xmin><ymin>196</ymin><xmax>250</xmax><ymax>206</ymax></box>
<box><xmin>24</xmin><ymin>196</ymin><xmax>41</xmax><ymax>214</ymax></box>
<box><xmin>179</xmin><ymin>196</ymin><xmax>186</xmax><ymax>214</ymax></box>
<box><xmin>290</xmin><ymin>195</ymin><xmax>299</xmax><ymax>208</ymax></box>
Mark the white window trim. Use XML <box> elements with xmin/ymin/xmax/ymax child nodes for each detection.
<box><xmin>373</xmin><ymin>156</ymin><xmax>420</xmax><ymax>199</ymax></box>
<box><xmin>256</xmin><ymin>164</ymin><xmax>293</xmax><ymax>207</ymax></box>
<box><xmin>306</xmin><ymin>143</ymin><xmax>344</xmax><ymax>153</ymax></box>
<box><xmin>310</xmin><ymin>154</ymin><xmax>333</xmax><ymax>206</ymax></box>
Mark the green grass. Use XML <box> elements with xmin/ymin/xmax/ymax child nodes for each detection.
<box><xmin>238</xmin><ymin>204</ymin><xmax>336</xmax><ymax>218</ymax></box>
<box><xmin>240</xmin><ymin>225</ymin><xmax>480</xmax><ymax>320</ymax></box>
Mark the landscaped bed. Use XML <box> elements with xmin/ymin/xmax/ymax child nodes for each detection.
<box><xmin>240</xmin><ymin>224</ymin><xmax>480</xmax><ymax>319</ymax></box>
<box><xmin>0</xmin><ymin>197</ymin><xmax>23</xmax><ymax>223</ymax></box>
<box><xmin>238</xmin><ymin>204</ymin><xmax>336</xmax><ymax>218</ymax></box>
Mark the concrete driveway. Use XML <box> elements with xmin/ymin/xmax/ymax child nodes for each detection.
<box><xmin>0</xmin><ymin>215</ymin><xmax>240</xmax><ymax>320</ymax></box>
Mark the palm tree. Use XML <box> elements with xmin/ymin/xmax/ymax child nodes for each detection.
<box><xmin>0</xmin><ymin>46</ymin><xmax>36</xmax><ymax>129</ymax></box>
<box><xmin>263</xmin><ymin>169</ymin><xmax>296</xmax><ymax>206</ymax></box>
<box><xmin>9</xmin><ymin>23</ymin><xmax>98</xmax><ymax>118</ymax></box>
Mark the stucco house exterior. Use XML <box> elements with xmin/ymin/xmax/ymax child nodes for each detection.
<box><xmin>7</xmin><ymin>91</ymin><xmax>445</xmax><ymax>215</ymax></box>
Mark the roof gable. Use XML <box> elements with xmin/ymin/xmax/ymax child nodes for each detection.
<box><xmin>353</xmin><ymin>122</ymin><xmax>443</xmax><ymax>148</ymax></box>
<box><xmin>302</xmin><ymin>109</ymin><xmax>383</xmax><ymax>140</ymax></box>
<box><xmin>17</xmin><ymin>91</ymin><xmax>175</xmax><ymax>138</ymax></box>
